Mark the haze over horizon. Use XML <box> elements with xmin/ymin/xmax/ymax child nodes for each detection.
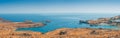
<box><xmin>0</xmin><ymin>0</ymin><xmax>120</xmax><ymax>14</ymax></box>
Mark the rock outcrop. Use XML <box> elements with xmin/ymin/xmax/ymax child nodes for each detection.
<box><xmin>44</xmin><ymin>28</ymin><xmax>120</xmax><ymax>38</ymax></box>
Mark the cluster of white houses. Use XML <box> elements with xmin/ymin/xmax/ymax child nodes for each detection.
<box><xmin>80</xmin><ymin>15</ymin><xmax>120</xmax><ymax>26</ymax></box>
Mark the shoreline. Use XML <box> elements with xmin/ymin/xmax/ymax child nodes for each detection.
<box><xmin>0</xmin><ymin>21</ymin><xmax>120</xmax><ymax>38</ymax></box>
<box><xmin>0</xmin><ymin>15</ymin><xmax>120</xmax><ymax>38</ymax></box>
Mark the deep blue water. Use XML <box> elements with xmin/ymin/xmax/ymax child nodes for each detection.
<box><xmin>0</xmin><ymin>13</ymin><xmax>119</xmax><ymax>33</ymax></box>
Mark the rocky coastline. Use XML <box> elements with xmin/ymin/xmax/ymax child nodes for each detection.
<box><xmin>1</xmin><ymin>17</ymin><xmax>120</xmax><ymax>38</ymax></box>
<box><xmin>0</xmin><ymin>18</ymin><xmax>45</xmax><ymax>38</ymax></box>
<box><xmin>79</xmin><ymin>15</ymin><xmax>120</xmax><ymax>26</ymax></box>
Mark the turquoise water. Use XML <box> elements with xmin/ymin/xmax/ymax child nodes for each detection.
<box><xmin>0</xmin><ymin>13</ymin><xmax>119</xmax><ymax>33</ymax></box>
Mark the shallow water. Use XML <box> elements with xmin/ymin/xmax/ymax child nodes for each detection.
<box><xmin>0</xmin><ymin>13</ymin><xmax>119</xmax><ymax>33</ymax></box>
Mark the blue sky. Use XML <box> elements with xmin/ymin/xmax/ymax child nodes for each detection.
<box><xmin>0</xmin><ymin>0</ymin><xmax>120</xmax><ymax>14</ymax></box>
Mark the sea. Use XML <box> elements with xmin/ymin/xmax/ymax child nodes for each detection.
<box><xmin>0</xmin><ymin>13</ymin><xmax>120</xmax><ymax>33</ymax></box>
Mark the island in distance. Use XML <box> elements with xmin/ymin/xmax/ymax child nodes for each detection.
<box><xmin>0</xmin><ymin>16</ymin><xmax>120</xmax><ymax>38</ymax></box>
